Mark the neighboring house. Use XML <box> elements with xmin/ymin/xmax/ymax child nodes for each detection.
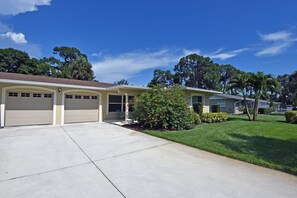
<box><xmin>209</xmin><ymin>94</ymin><xmax>271</xmax><ymax>114</ymax></box>
<box><xmin>0</xmin><ymin>72</ymin><xmax>221</xmax><ymax>127</ymax></box>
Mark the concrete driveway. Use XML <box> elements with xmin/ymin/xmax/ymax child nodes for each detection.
<box><xmin>0</xmin><ymin>123</ymin><xmax>296</xmax><ymax>198</ymax></box>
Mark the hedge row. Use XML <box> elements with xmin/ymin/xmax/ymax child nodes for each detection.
<box><xmin>285</xmin><ymin>111</ymin><xmax>297</xmax><ymax>124</ymax></box>
<box><xmin>243</xmin><ymin>108</ymin><xmax>273</xmax><ymax>114</ymax></box>
<box><xmin>201</xmin><ymin>112</ymin><xmax>228</xmax><ymax>123</ymax></box>
<box><xmin>258</xmin><ymin>108</ymin><xmax>273</xmax><ymax>114</ymax></box>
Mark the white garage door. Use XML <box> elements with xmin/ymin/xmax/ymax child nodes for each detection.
<box><xmin>64</xmin><ymin>94</ymin><xmax>99</xmax><ymax>124</ymax></box>
<box><xmin>5</xmin><ymin>91</ymin><xmax>53</xmax><ymax>127</ymax></box>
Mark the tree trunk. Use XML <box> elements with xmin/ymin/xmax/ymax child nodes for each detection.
<box><xmin>243</xmin><ymin>96</ymin><xmax>252</xmax><ymax>121</ymax></box>
<box><xmin>253</xmin><ymin>97</ymin><xmax>259</xmax><ymax>121</ymax></box>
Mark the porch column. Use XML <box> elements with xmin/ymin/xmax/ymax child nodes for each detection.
<box><xmin>0</xmin><ymin>88</ymin><xmax>5</xmax><ymax>128</ymax></box>
<box><xmin>125</xmin><ymin>93</ymin><xmax>129</xmax><ymax>122</ymax></box>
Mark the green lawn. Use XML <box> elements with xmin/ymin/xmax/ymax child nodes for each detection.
<box><xmin>144</xmin><ymin>114</ymin><xmax>297</xmax><ymax>175</ymax></box>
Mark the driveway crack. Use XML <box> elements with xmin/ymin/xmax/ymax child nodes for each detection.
<box><xmin>94</xmin><ymin>142</ymin><xmax>173</xmax><ymax>162</ymax></box>
<box><xmin>61</xmin><ymin>126</ymin><xmax>126</xmax><ymax>198</ymax></box>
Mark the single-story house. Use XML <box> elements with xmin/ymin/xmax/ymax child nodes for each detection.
<box><xmin>0</xmin><ymin>72</ymin><xmax>221</xmax><ymax>127</ymax></box>
<box><xmin>209</xmin><ymin>94</ymin><xmax>271</xmax><ymax>114</ymax></box>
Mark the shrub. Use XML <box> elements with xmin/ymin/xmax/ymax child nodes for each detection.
<box><xmin>211</xmin><ymin>105</ymin><xmax>221</xmax><ymax>112</ymax></box>
<box><xmin>258</xmin><ymin>108</ymin><xmax>273</xmax><ymax>114</ymax></box>
<box><xmin>193</xmin><ymin>102</ymin><xmax>203</xmax><ymax>116</ymax></box>
<box><xmin>191</xmin><ymin>111</ymin><xmax>201</xmax><ymax>125</ymax></box>
<box><xmin>132</xmin><ymin>84</ymin><xmax>193</xmax><ymax>130</ymax></box>
<box><xmin>201</xmin><ymin>112</ymin><xmax>228</xmax><ymax>123</ymax></box>
<box><xmin>284</xmin><ymin>111</ymin><xmax>297</xmax><ymax>124</ymax></box>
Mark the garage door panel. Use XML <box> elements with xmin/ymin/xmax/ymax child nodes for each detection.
<box><xmin>5</xmin><ymin>91</ymin><xmax>54</xmax><ymax>127</ymax></box>
<box><xmin>5</xmin><ymin>110</ymin><xmax>53</xmax><ymax>127</ymax></box>
<box><xmin>65</xmin><ymin>99</ymin><xmax>98</xmax><ymax>110</ymax></box>
<box><xmin>65</xmin><ymin>110</ymin><xmax>99</xmax><ymax>123</ymax></box>
<box><xmin>64</xmin><ymin>94</ymin><xmax>99</xmax><ymax>124</ymax></box>
<box><xmin>7</xmin><ymin>98</ymin><xmax>53</xmax><ymax>110</ymax></box>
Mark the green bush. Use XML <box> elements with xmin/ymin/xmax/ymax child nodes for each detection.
<box><xmin>258</xmin><ymin>108</ymin><xmax>273</xmax><ymax>114</ymax></box>
<box><xmin>191</xmin><ymin>111</ymin><xmax>201</xmax><ymax>125</ymax></box>
<box><xmin>193</xmin><ymin>102</ymin><xmax>203</xmax><ymax>116</ymax></box>
<box><xmin>211</xmin><ymin>105</ymin><xmax>221</xmax><ymax>112</ymax></box>
<box><xmin>132</xmin><ymin>85</ymin><xmax>193</xmax><ymax>130</ymax></box>
<box><xmin>201</xmin><ymin>112</ymin><xmax>228</xmax><ymax>123</ymax></box>
<box><xmin>284</xmin><ymin>111</ymin><xmax>297</xmax><ymax>124</ymax></box>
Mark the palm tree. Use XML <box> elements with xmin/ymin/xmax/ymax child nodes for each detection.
<box><xmin>249</xmin><ymin>72</ymin><xmax>280</xmax><ymax>121</ymax></box>
<box><xmin>229</xmin><ymin>72</ymin><xmax>252</xmax><ymax>121</ymax></box>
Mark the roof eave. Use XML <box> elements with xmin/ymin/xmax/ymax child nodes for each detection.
<box><xmin>0</xmin><ymin>79</ymin><xmax>107</xmax><ymax>90</ymax></box>
<box><xmin>183</xmin><ymin>87</ymin><xmax>222</xmax><ymax>94</ymax></box>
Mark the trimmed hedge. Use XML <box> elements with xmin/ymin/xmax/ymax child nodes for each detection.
<box><xmin>191</xmin><ymin>111</ymin><xmax>201</xmax><ymax>125</ymax></box>
<box><xmin>284</xmin><ymin>111</ymin><xmax>297</xmax><ymax>124</ymax></box>
<box><xmin>201</xmin><ymin>112</ymin><xmax>228</xmax><ymax>123</ymax></box>
<box><xmin>258</xmin><ymin>108</ymin><xmax>273</xmax><ymax>114</ymax></box>
<box><xmin>193</xmin><ymin>102</ymin><xmax>203</xmax><ymax>116</ymax></box>
<box><xmin>211</xmin><ymin>105</ymin><xmax>221</xmax><ymax>112</ymax></box>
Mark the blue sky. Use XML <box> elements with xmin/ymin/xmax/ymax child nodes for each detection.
<box><xmin>0</xmin><ymin>0</ymin><xmax>297</xmax><ymax>85</ymax></box>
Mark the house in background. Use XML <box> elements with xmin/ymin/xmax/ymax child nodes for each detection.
<box><xmin>0</xmin><ymin>72</ymin><xmax>221</xmax><ymax>128</ymax></box>
<box><xmin>209</xmin><ymin>94</ymin><xmax>271</xmax><ymax>114</ymax></box>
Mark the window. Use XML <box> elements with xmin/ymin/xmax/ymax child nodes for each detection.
<box><xmin>83</xmin><ymin>95</ymin><xmax>90</xmax><ymax>99</ymax></box>
<box><xmin>21</xmin><ymin>93</ymin><xmax>30</xmax><ymax>97</ymax></box>
<box><xmin>44</xmin><ymin>94</ymin><xmax>52</xmax><ymax>98</ymax></box>
<box><xmin>33</xmin><ymin>93</ymin><xmax>41</xmax><ymax>98</ymax></box>
<box><xmin>66</xmin><ymin>95</ymin><xmax>73</xmax><ymax>99</ymax></box>
<box><xmin>91</xmin><ymin>96</ymin><xmax>98</xmax><ymax>100</ymax></box>
<box><xmin>109</xmin><ymin>95</ymin><xmax>122</xmax><ymax>112</ymax></box>
<box><xmin>75</xmin><ymin>95</ymin><xmax>82</xmax><ymax>99</ymax></box>
<box><xmin>8</xmin><ymin>92</ymin><xmax>18</xmax><ymax>97</ymax></box>
<box><xmin>108</xmin><ymin>95</ymin><xmax>135</xmax><ymax>113</ymax></box>
<box><xmin>217</xmin><ymin>100</ymin><xmax>226</xmax><ymax>108</ymax></box>
<box><xmin>192</xmin><ymin>95</ymin><xmax>203</xmax><ymax>104</ymax></box>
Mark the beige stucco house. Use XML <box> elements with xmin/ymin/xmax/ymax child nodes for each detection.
<box><xmin>0</xmin><ymin>72</ymin><xmax>221</xmax><ymax>127</ymax></box>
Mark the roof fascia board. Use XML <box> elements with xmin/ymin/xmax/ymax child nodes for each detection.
<box><xmin>0</xmin><ymin>79</ymin><xmax>107</xmax><ymax>90</ymax></box>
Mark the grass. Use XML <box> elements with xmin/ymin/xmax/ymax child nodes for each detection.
<box><xmin>143</xmin><ymin>114</ymin><xmax>297</xmax><ymax>175</ymax></box>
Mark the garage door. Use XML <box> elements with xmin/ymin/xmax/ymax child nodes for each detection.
<box><xmin>5</xmin><ymin>91</ymin><xmax>53</xmax><ymax>127</ymax></box>
<box><xmin>64</xmin><ymin>94</ymin><xmax>99</xmax><ymax>123</ymax></box>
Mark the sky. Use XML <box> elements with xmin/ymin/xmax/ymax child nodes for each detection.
<box><xmin>0</xmin><ymin>0</ymin><xmax>297</xmax><ymax>85</ymax></box>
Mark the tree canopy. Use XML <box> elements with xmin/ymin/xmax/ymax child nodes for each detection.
<box><xmin>0</xmin><ymin>47</ymin><xmax>95</xmax><ymax>81</ymax></box>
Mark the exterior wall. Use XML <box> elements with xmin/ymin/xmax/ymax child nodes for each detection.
<box><xmin>210</xmin><ymin>99</ymin><xmax>237</xmax><ymax>113</ymax></box>
<box><xmin>102</xmin><ymin>89</ymin><xmax>143</xmax><ymax>120</ymax></box>
<box><xmin>185</xmin><ymin>90</ymin><xmax>211</xmax><ymax>113</ymax></box>
<box><xmin>0</xmin><ymin>82</ymin><xmax>218</xmax><ymax>126</ymax></box>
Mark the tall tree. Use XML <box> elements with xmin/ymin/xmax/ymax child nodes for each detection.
<box><xmin>0</xmin><ymin>48</ymin><xmax>33</xmax><ymax>73</ymax></box>
<box><xmin>173</xmin><ymin>54</ymin><xmax>221</xmax><ymax>90</ymax></box>
<box><xmin>52</xmin><ymin>46</ymin><xmax>95</xmax><ymax>80</ymax></box>
<box><xmin>220</xmin><ymin>64</ymin><xmax>240</xmax><ymax>94</ymax></box>
<box><xmin>114</xmin><ymin>79</ymin><xmax>129</xmax><ymax>85</ymax></box>
<box><xmin>249</xmin><ymin>72</ymin><xmax>280</xmax><ymax>121</ymax></box>
<box><xmin>229</xmin><ymin>72</ymin><xmax>253</xmax><ymax>121</ymax></box>
<box><xmin>148</xmin><ymin>69</ymin><xmax>174</xmax><ymax>87</ymax></box>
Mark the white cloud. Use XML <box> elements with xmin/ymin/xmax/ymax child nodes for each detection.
<box><xmin>206</xmin><ymin>48</ymin><xmax>248</xmax><ymax>60</ymax></box>
<box><xmin>0</xmin><ymin>32</ymin><xmax>27</xmax><ymax>44</ymax></box>
<box><xmin>0</xmin><ymin>30</ymin><xmax>41</xmax><ymax>57</ymax></box>
<box><xmin>256</xmin><ymin>42</ymin><xmax>292</xmax><ymax>56</ymax></box>
<box><xmin>0</xmin><ymin>0</ymin><xmax>51</xmax><ymax>15</ymax></box>
<box><xmin>92</xmin><ymin>49</ymin><xmax>197</xmax><ymax>83</ymax></box>
<box><xmin>259</xmin><ymin>31</ymin><xmax>292</xmax><ymax>42</ymax></box>
<box><xmin>256</xmin><ymin>30</ymin><xmax>297</xmax><ymax>56</ymax></box>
